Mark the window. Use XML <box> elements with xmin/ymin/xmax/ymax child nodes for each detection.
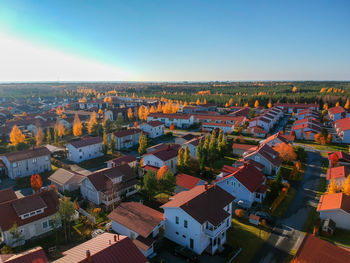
<box><xmin>13</xmin><ymin>162</ymin><xmax>18</xmax><ymax>168</ymax></box>
<box><xmin>42</xmin><ymin>221</ymin><xmax>48</xmax><ymax>229</ymax></box>
<box><xmin>182</xmin><ymin>235</ymin><xmax>186</xmax><ymax>238</ymax></box>
<box><xmin>49</xmin><ymin>220</ymin><xmax>53</xmax><ymax>227</ymax></box>
<box><xmin>30</xmin><ymin>212</ymin><xmax>35</xmax><ymax>216</ymax></box>
<box><xmin>175</xmin><ymin>216</ymin><xmax>179</xmax><ymax>224</ymax></box>
<box><xmin>176</xmin><ymin>232</ymin><xmax>179</xmax><ymax>235</ymax></box>
<box><xmin>190</xmin><ymin>238</ymin><xmax>194</xmax><ymax>249</ymax></box>
<box><xmin>184</xmin><ymin>220</ymin><xmax>188</xmax><ymax>228</ymax></box>
<box><xmin>45</xmin><ymin>156</ymin><xmax>49</xmax><ymax>161</ymax></box>
<box><xmin>32</xmin><ymin>158</ymin><xmax>37</xmax><ymax>163</ymax></box>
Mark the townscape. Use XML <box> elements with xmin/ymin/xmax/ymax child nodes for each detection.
<box><xmin>0</xmin><ymin>82</ymin><xmax>349</xmax><ymax>263</ymax></box>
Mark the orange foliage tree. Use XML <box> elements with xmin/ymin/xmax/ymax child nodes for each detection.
<box><xmin>87</xmin><ymin>112</ymin><xmax>97</xmax><ymax>134</ymax></box>
<box><xmin>31</xmin><ymin>174</ymin><xmax>42</xmax><ymax>192</ymax></box>
<box><xmin>35</xmin><ymin>128</ymin><xmax>44</xmax><ymax>146</ymax></box>
<box><xmin>330</xmin><ymin>153</ymin><xmax>339</xmax><ymax>167</ymax></box>
<box><xmin>156</xmin><ymin>165</ymin><xmax>169</xmax><ymax>180</ymax></box>
<box><xmin>10</xmin><ymin>125</ymin><xmax>25</xmax><ymax>146</ymax></box>
<box><xmin>57</xmin><ymin>122</ymin><xmax>66</xmax><ymax>138</ymax></box>
<box><xmin>169</xmin><ymin>123</ymin><xmax>175</xmax><ymax>130</ymax></box>
<box><xmin>73</xmin><ymin>114</ymin><xmax>83</xmax><ymax>137</ymax></box>
<box><xmin>127</xmin><ymin>108</ymin><xmax>133</xmax><ymax>119</ymax></box>
<box><xmin>273</xmin><ymin>142</ymin><xmax>297</xmax><ymax>162</ymax></box>
<box><xmin>254</xmin><ymin>100</ymin><xmax>259</xmax><ymax>108</ymax></box>
<box><xmin>342</xmin><ymin>176</ymin><xmax>350</xmax><ymax>196</ymax></box>
<box><xmin>328</xmin><ymin>179</ymin><xmax>338</xmax><ymax>194</ymax></box>
<box><xmin>235</xmin><ymin>209</ymin><xmax>244</xmax><ymax>218</ymax></box>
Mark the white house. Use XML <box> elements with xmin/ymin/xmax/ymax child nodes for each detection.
<box><xmin>67</xmin><ymin>136</ymin><xmax>103</xmax><ymax>163</ymax></box>
<box><xmin>0</xmin><ymin>189</ymin><xmax>60</xmax><ymax>246</ymax></box>
<box><xmin>142</xmin><ymin>144</ymin><xmax>180</xmax><ymax>174</ymax></box>
<box><xmin>161</xmin><ymin>185</ymin><xmax>235</xmax><ymax>255</ymax></box>
<box><xmin>214</xmin><ymin>163</ymin><xmax>267</xmax><ymax>207</ymax></box>
<box><xmin>182</xmin><ymin>136</ymin><xmax>204</xmax><ymax>159</ymax></box>
<box><xmin>113</xmin><ymin>129</ymin><xmax>141</xmax><ymax>150</ymax></box>
<box><xmin>147</xmin><ymin>113</ymin><xmax>194</xmax><ymax>128</ymax></box>
<box><xmin>243</xmin><ymin>144</ymin><xmax>282</xmax><ymax>175</ymax></box>
<box><xmin>80</xmin><ymin>164</ymin><xmax>139</xmax><ymax>206</ymax></box>
<box><xmin>292</xmin><ymin>119</ymin><xmax>322</xmax><ymax>140</ymax></box>
<box><xmin>295</xmin><ymin>109</ymin><xmax>319</xmax><ymax>121</ymax></box>
<box><xmin>260</xmin><ymin>132</ymin><xmax>294</xmax><ymax>148</ymax></box>
<box><xmin>108</xmin><ymin>202</ymin><xmax>165</xmax><ymax>257</ymax></box>
<box><xmin>202</xmin><ymin>122</ymin><xmax>234</xmax><ymax>133</ymax></box>
<box><xmin>1</xmin><ymin>147</ymin><xmax>52</xmax><ymax>179</ymax></box>
<box><xmin>106</xmin><ymin>155</ymin><xmax>137</xmax><ymax>168</ymax></box>
<box><xmin>328</xmin><ymin>106</ymin><xmax>346</xmax><ymax>121</ymax></box>
<box><xmin>317</xmin><ymin>193</ymin><xmax>350</xmax><ymax>230</ymax></box>
<box><xmin>274</xmin><ymin>103</ymin><xmax>319</xmax><ymax>114</ymax></box>
<box><xmin>139</xmin><ymin>121</ymin><xmax>164</xmax><ymax>138</ymax></box>
<box><xmin>334</xmin><ymin>117</ymin><xmax>350</xmax><ymax>144</ymax></box>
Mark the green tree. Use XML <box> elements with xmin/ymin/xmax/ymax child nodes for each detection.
<box><xmin>92</xmin><ymin>123</ymin><xmax>103</xmax><ymax>136</ymax></box>
<box><xmin>177</xmin><ymin>147</ymin><xmax>184</xmax><ymax>172</ymax></box>
<box><xmin>208</xmin><ymin>129</ymin><xmax>217</xmax><ymax>163</ymax></box>
<box><xmin>158</xmin><ymin>169</ymin><xmax>176</xmax><ymax>195</ymax></box>
<box><xmin>138</xmin><ymin>132</ymin><xmax>147</xmax><ymax>155</ymax></box>
<box><xmin>184</xmin><ymin>144</ymin><xmax>191</xmax><ymax>169</ymax></box>
<box><xmin>143</xmin><ymin>171</ymin><xmax>157</xmax><ymax>200</ymax></box>
<box><xmin>196</xmin><ymin>138</ymin><xmax>205</xmax><ymax>171</ymax></box>
<box><xmin>203</xmin><ymin>133</ymin><xmax>210</xmax><ymax>164</ymax></box>
<box><xmin>58</xmin><ymin>197</ymin><xmax>75</xmax><ymax>244</ymax></box>
<box><xmin>110</xmin><ymin>135</ymin><xmax>116</xmax><ymax>153</ymax></box>
<box><xmin>103</xmin><ymin>119</ymin><xmax>113</xmax><ymax>133</ymax></box>
<box><xmin>46</xmin><ymin>128</ymin><xmax>52</xmax><ymax>143</ymax></box>
<box><xmin>54</xmin><ymin>127</ymin><xmax>58</xmax><ymax>143</ymax></box>
<box><xmin>115</xmin><ymin>113</ymin><xmax>124</xmax><ymax>130</ymax></box>
<box><xmin>9</xmin><ymin>223</ymin><xmax>24</xmax><ymax>248</ymax></box>
<box><xmin>102</xmin><ymin>132</ymin><xmax>109</xmax><ymax>154</ymax></box>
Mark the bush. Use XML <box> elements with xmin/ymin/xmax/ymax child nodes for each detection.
<box><xmin>235</xmin><ymin>209</ymin><xmax>244</xmax><ymax>218</ymax></box>
<box><xmin>1</xmin><ymin>245</ymin><xmax>12</xmax><ymax>254</ymax></box>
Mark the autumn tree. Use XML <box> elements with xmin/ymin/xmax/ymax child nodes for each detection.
<box><xmin>10</xmin><ymin>125</ymin><xmax>25</xmax><ymax>146</ymax></box>
<box><xmin>169</xmin><ymin>123</ymin><xmax>175</xmax><ymax>130</ymax></box>
<box><xmin>31</xmin><ymin>174</ymin><xmax>42</xmax><ymax>193</ymax></box>
<box><xmin>345</xmin><ymin>98</ymin><xmax>350</xmax><ymax>110</ymax></box>
<box><xmin>87</xmin><ymin>112</ymin><xmax>97</xmax><ymax>134</ymax></box>
<box><xmin>342</xmin><ymin>176</ymin><xmax>350</xmax><ymax>196</ymax></box>
<box><xmin>157</xmin><ymin>166</ymin><xmax>176</xmax><ymax>195</ymax></box>
<box><xmin>73</xmin><ymin>114</ymin><xmax>83</xmax><ymax>137</ymax></box>
<box><xmin>208</xmin><ymin>129</ymin><xmax>217</xmax><ymax>163</ymax></box>
<box><xmin>138</xmin><ymin>132</ymin><xmax>147</xmax><ymax>155</ymax></box>
<box><xmin>267</xmin><ymin>99</ymin><xmax>272</xmax><ymax>108</ymax></box>
<box><xmin>110</xmin><ymin>135</ymin><xmax>116</xmax><ymax>153</ymax></box>
<box><xmin>328</xmin><ymin>179</ymin><xmax>338</xmax><ymax>194</ymax></box>
<box><xmin>177</xmin><ymin>147</ymin><xmax>184</xmax><ymax>172</ymax></box>
<box><xmin>138</xmin><ymin>106</ymin><xmax>144</xmax><ymax>120</ymax></box>
<box><xmin>184</xmin><ymin>144</ymin><xmax>191</xmax><ymax>169</ymax></box>
<box><xmin>330</xmin><ymin>153</ymin><xmax>339</xmax><ymax>167</ymax></box>
<box><xmin>326</xmin><ymin>134</ymin><xmax>332</xmax><ymax>144</ymax></box>
<box><xmin>98</xmin><ymin>109</ymin><xmax>103</xmax><ymax>115</ymax></box>
<box><xmin>102</xmin><ymin>132</ymin><xmax>108</xmax><ymax>154</ymax></box>
<box><xmin>196</xmin><ymin>98</ymin><xmax>200</xmax><ymax>105</ymax></box>
<box><xmin>35</xmin><ymin>128</ymin><xmax>44</xmax><ymax>146</ymax></box>
<box><xmin>46</xmin><ymin>128</ymin><xmax>52</xmax><ymax>143</ymax></box>
<box><xmin>292</xmin><ymin>86</ymin><xmax>298</xmax><ymax>92</ymax></box>
<box><xmin>273</xmin><ymin>142</ymin><xmax>296</xmax><ymax>162</ymax></box>
<box><xmin>127</xmin><ymin>108</ymin><xmax>133</xmax><ymax>119</ymax></box>
<box><xmin>57</xmin><ymin>122</ymin><xmax>65</xmax><ymax>138</ymax></box>
<box><xmin>254</xmin><ymin>100</ymin><xmax>259</xmax><ymax>108</ymax></box>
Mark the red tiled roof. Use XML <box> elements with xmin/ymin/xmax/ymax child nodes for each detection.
<box><xmin>0</xmin><ymin>188</ymin><xmax>18</xmax><ymax>204</ymax></box>
<box><xmin>328</xmin><ymin>151</ymin><xmax>350</xmax><ymax>163</ymax></box>
<box><xmin>317</xmin><ymin>193</ymin><xmax>350</xmax><ymax>214</ymax></box>
<box><xmin>244</xmin><ymin>144</ymin><xmax>282</xmax><ymax>167</ymax></box>
<box><xmin>143</xmin><ymin>144</ymin><xmax>180</xmax><ymax>162</ymax></box>
<box><xmin>232</xmin><ymin>143</ymin><xmax>257</xmax><ymax>151</ymax></box>
<box><xmin>262</xmin><ymin>132</ymin><xmax>294</xmax><ymax>145</ymax></box>
<box><xmin>176</xmin><ymin>173</ymin><xmax>204</xmax><ymax>190</ymax></box>
<box><xmin>107</xmin><ymin>155</ymin><xmax>136</xmax><ymax>166</ymax></box>
<box><xmin>143</xmin><ymin>165</ymin><xmax>159</xmax><ymax>172</ymax></box>
<box><xmin>69</xmin><ymin>136</ymin><xmax>103</xmax><ymax>148</ymax></box>
<box><xmin>145</xmin><ymin>120</ymin><xmax>164</xmax><ymax>127</ymax></box>
<box><xmin>327</xmin><ymin>166</ymin><xmax>349</xmax><ymax>180</ymax></box>
<box><xmin>4</xmin><ymin>247</ymin><xmax>48</xmax><ymax>263</ymax></box>
<box><xmin>202</xmin><ymin>122</ymin><xmax>234</xmax><ymax>128</ymax></box>
<box><xmin>294</xmin><ymin>234</ymin><xmax>350</xmax><ymax>263</ymax></box>
<box><xmin>54</xmin><ymin>233</ymin><xmax>147</xmax><ymax>263</ymax></box>
<box><xmin>0</xmin><ymin>189</ymin><xmax>59</xmax><ymax>232</ymax></box>
<box><xmin>335</xmin><ymin>117</ymin><xmax>350</xmax><ymax>131</ymax></box>
<box><xmin>274</xmin><ymin>103</ymin><xmax>319</xmax><ymax>109</ymax></box>
<box><xmin>108</xmin><ymin>202</ymin><xmax>164</xmax><ymax>238</ymax></box>
<box><xmin>194</xmin><ymin>115</ymin><xmax>245</xmax><ymax>124</ymax></box>
<box><xmin>148</xmin><ymin>113</ymin><xmax>192</xmax><ymax>120</ymax></box>
<box><xmin>3</xmin><ymin>147</ymin><xmax>51</xmax><ymax>162</ymax></box>
<box><xmin>328</xmin><ymin>106</ymin><xmax>345</xmax><ymax>115</ymax></box>
<box><xmin>114</xmin><ymin>128</ymin><xmax>141</xmax><ymax>138</ymax></box>
<box><xmin>221</xmin><ymin>165</ymin><xmax>240</xmax><ymax>175</ymax></box>
<box><xmin>161</xmin><ymin>185</ymin><xmax>235</xmax><ymax>226</ymax></box>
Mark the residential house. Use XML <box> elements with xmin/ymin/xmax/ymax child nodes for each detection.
<box><xmin>108</xmin><ymin>202</ymin><xmax>165</xmax><ymax>257</ymax></box>
<box><xmin>142</xmin><ymin>144</ymin><xmax>180</xmax><ymax>173</ymax></box>
<box><xmin>292</xmin><ymin>119</ymin><xmax>322</xmax><ymax>140</ymax></box>
<box><xmin>242</xmin><ymin>144</ymin><xmax>282</xmax><ymax>175</ymax></box>
<box><xmin>293</xmin><ymin>234</ymin><xmax>350</xmax><ymax>263</ymax></box>
<box><xmin>182</xmin><ymin>136</ymin><xmax>204</xmax><ymax>159</ymax></box>
<box><xmin>106</xmin><ymin>155</ymin><xmax>137</xmax><ymax>168</ymax></box>
<box><xmin>334</xmin><ymin>117</ymin><xmax>350</xmax><ymax>143</ymax></box>
<box><xmin>113</xmin><ymin>129</ymin><xmax>141</xmax><ymax>150</ymax></box>
<box><xmin>175</xmin><ymin>133</ymin><xmax>197</xmax><ymax>146</ymax></box>
<box><xmin>161</xmin><ymin>185</ymin><xmax>235</xmax><ymax>255</ymax></box>
<box><xmin>232</xmin><ymin>143</ymin><xmax>257</xmax><ymax>156</ymax></box>
<box><xmin>327</xmin><ymin>166</ymin><xmax>349</xmax><ymax>185</ymax></box>
<box><xmin>214</xmin><ymin>163</ymin><xmax>267</xmax><ymax>206</ymax></box>
<box><xmin>1</xmin><ymin>147</ymin><xmax>51</xmax><ymax>179</ymax></box>
<box><xmin>53</xmin><ymin>233</ymin><xmax>147</xmax><ymax>263</ymax></box>
<box><xmin>49</xmin><ymin>168</ymin><xmax>85</xmax><ymax>193</ymax></box>
<box><xmin>193</xmin><ymin>114</ymin><xmax>246</xmax><ymax>127</ymax></box>
<box><xmin>260</xmin><ymin>132</ymin><xmax>294</xmax><ymax>148</ymax></box>
<box><xmin>328</xmin><ymin>151</ymin><xmax>350</xmax><ymax>167</ymax></box>
<box><xmin>0</xmin><ymin>189</ymin><xmax>60</xmax><ymax>246</ymax></box>
<box><xmin>80</xmin><ymin>164</ymin><xmax>139</xmax><ymax>206</ymax></box>
<box><xmin>202</xmin><ymin>122</ymin><xmax>234</xmax><ymax>133</ymax></box>
<box><xmin>274</xmin><ymin>103</ymin><xmax>319</xmax><ymax>113</ymax></box>
<box><xmin>67</xmin><ymin>136</ymin><xmax>103</xmax><ymax>163</ymax></box>
<box><xmin>0</xmin><ymin>246</ymin><xmax>49</xmax><ymax>263</ymax></box>
<box><xmin>317</xmin><ymin>193</ymin><xmax>350</xmax><ymax>230</ymax></box>
<box><xmin>147</xmin><ymin>113</ymin><xmax>194</xmax><ymax>128</ymax></box>
<box><xmin>328</xmin><ymin>106</ymin><xmax>346</xmax><ymax>121</ymax></box>
<box><xmin>175</xmin><ymin>173</ymin><xmax>207</xmax><ymax>193</ymax></box>
<box><xmin>295</xmin><ymin>109</ymin><xmax>319</xmax><ymax>120</ymax></box>
<box><xmin>139</xmin><ymin>121</ymin><xmax>164</xmax><ymax>138</ymax></box>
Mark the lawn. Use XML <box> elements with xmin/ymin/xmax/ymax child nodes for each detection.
<box><xmin>321</xmin><ymin>229</ymin><xmax>350</xmax><ymax>248</ymax></box>
<box><xmin>211</xmin><ymin>156</ymin><xmax>238</xmax><ymax>171</ymax></box>
<box><xmin>79</xmin><ymin>154</ymin><xmax>119</xmax><ymax>169</ymax></box>
<box><xmin>272</xmin><ymin>187</ymin><xmax>297</xmax><ymax>217</ymax></box>
<box><xmin>226</xmin><ymin>218</ymin><xmax>270</xmax><ymax>263</ymax></box>
<box><xmin>295</xmin><ymin>140</ymin><xmax>349</xmax><ymax>153</ymax></box>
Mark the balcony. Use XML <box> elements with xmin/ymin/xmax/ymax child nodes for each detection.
<box><xmin>204</xmin><ymin>220</ymin><xmax>229</xmax><ymax>237</ymax></box>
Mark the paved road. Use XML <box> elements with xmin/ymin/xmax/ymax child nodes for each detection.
<box><xmin>251</xmin><ymin>151</ymin><xmax>323</xmax><ymax>263</ymax></box>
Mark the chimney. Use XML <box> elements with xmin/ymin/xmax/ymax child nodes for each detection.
<box><xmin>86</xmin><ymin>250</ymin><xmax>91</xmax><ymax>262</ymax></box>
<box><xmin>114</xmin><ymin>234</ymin><xmax>119</xmax><ymax>242</ymax></box>
<box><xmin>109</xmin><ymin>240</ymin><xmax>111</xmax><ymax>245</ymax></box>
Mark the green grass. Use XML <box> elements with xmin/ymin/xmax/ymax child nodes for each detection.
<box><xmin>211</xmin><ymin>156</ymin><xmax>238</xmax><ymax>171</ymax></box>
<box><xmin>79</xmin><ymin>154</ymin><xmax>117</xmax><ymax>169</ymax></box>
<box><xmin>316</xmin><ymin>177</ymin><xmax>327</xmax><ymax>197</ymax></box>
<box><xmin>295</xmin><ymin>140</ymin><xmax>349</xmax><ymax>153</ymax></box>
<box><xmin>272</xmin><ymin>187</ymin><xmax>297</xmax><ymax>217</ymax></box>
<box><xmin>226</xmin><ymin>218</ymin><xmax>270</xmax><ymax>263</ymax></box>
<box><xmin>321</xmin><ymin>229</ymin><xmax>350</xmax><ymax>248</ymax></box>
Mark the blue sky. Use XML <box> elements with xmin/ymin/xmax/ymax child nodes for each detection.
<box><xmin>0</xmin><ymin>0</ymin><xmax>349</xmax><ymax>81</ymax></box>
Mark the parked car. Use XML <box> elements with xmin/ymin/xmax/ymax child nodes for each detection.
<box><xmin>254</xmin><ymin>211</ymin><xmax>275</xmax><ymax>224</ymax></box>
<box><xmin>234</xmin><ymin>199</ymin><xmax>250</xmax><ymax>210</ymax></box>
<box><xmin>174</xmin><ymin>246</ymin><xmax>200</xmax><ymax>262</ymax></box>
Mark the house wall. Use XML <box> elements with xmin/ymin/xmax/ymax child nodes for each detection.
<box><xmin>80</xmin><ymin>179</ymin><xmax>101</xmax><ymax>205</ymax></box>
<box><xmin>114</xmin><ymin>133</ymin><xmax>140</xmax><ymax>150</ymax></box>
<box><xmin>67</xmin><ymin>143</ymin><xmax>103</xmax><ymax>163</ymax></box>
<box><xmin>140</xmin><ymin>124</ymin><xmax>164</xmax><ymax>138</ymax></box>
<box><xmin>319</xmin><ymin>209</ymin><xmax>350</xmax><ymax>230</ymax></box>
<box><xmin>147</xmin><ymin>116</ymin><xmax>194</xmax><ymax>128</ymax></box>
<box><xmin>143</xmin><ymin>155</ymin><xmax>178</xmax><ymax>173</ymax></box>
<box><xmin>2</xmin><ymin>155</ymin><xmax>51</xmax><ymax>179</ymax></box>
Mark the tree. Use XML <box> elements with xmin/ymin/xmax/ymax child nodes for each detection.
<box><xmin>184</xmin><ymin>145</ymin><xmax>191</xmax><ymax>168</ymax></box>
<box><xmin>326</xmin><ymin>134</ymin><xmax>332</xmax><ymax>144</ymax></box>
<box><xmin>138</xmin><ymin>106</ymin><xmax>144</xmax><ymax>120</ymax></box>
<box><xmin>54</xmin><ymin>127</ymin><xmax>58</xmax><ymax>143</ymax></box>
<box><xmin>273</xmin><ymin>143</ymin><xmax>296</xmax><ymax>162</ymax></box>
<box><xmin>127</xmin><ymin>108</ymin><xmax>133</xmax><ymax>119</ymax></box>
<box><xmin>336</xmin><ymin>101</ymin><xmax>340</xmax><ymax>107</ymax></box>
<box><xmin>235</xmin><ymin>209</ymin><xmax>244</xmax><ymax>218</ymax></box>
<box><xmin>330</xmin><ymin>153</ymin><xmax>339</xmax><ymax>167</ymax></box>
<box><xmin>98</xmin><ymin>109</ymin><xmax>103</xmax><ymax>115</ymax></box>
<box><xmin>143</xmin><ymin>171</ymin><xmax>157</xmax><ymax>199</ymax></box>
<box><xmin>58</xmin><ymin>197</ymin><xmax>75</xmax><ymax>244</ymax></box>
<box><xmin>10</xmin><ymin>125</ymin><xmax>25</xmax><ymax>146</ymax></box>
<box><xmin>196</xmin><ymin>138</ymin><xmax>204</xmax><ymax>171</ymax></box>
<box><xmin>102</xmin><ymin>132</ymin><xmax>108</xmax><ymax>154</ymax></box>
<box><xmin>35</xmin><ymin>127</ymin><xmax>44</xmax><ymax>146</ymax></box>
<box><xmin>203</xmin><ymin>133</ymin><xmax>210</xmax><ymax>164</ymax></box>
<box><xmin>157</xmin><ymin>166</ymin><xmax>176</xmax><ymax>195</ymax></box>
<box><xmin>328</xmin><ymin>179</ymin><xmax>338</xmax><ymax>194</ymax></box>
<box><xmin>323</xmin><ymin>103</ymin><xmax>328</xmax><ymax>110</ymax></box>
<box><xmin>177</xmin><ymin>147</ymin><xmax>184</xmax><ymax>171</ymax></box>
<box><xmin>345</xmin><ymin>98</ymin><xmax>350</xmax><ymax>110</ymax></box>
<box><xmin>292</xmin><ymin>86</ymin><xmax>298</xmax><ymax>92</ymax></box>
<box><xmin>46</xmin><ymin>128</ymin><xmax>52</xmax><ymax>143</ymax></box>
<box><xmin>9</xmin><ymin>223</ymin><xmax>24</xmax><ymax>247</ymax></box>
<box><xmin>115</xmin><ymin>113</ymin><xmax>124</xmax><ymax>129</ymax></box>
<box><xmin>87</xmin><ymin>112</ymin><xmax>97</xmax><ymax>134</ymax></box>
<box><xmin>138</xmin><ymin>132</ymin><xmax>147</xmax><ymax>155</ymax></box>
<box><xmin>169</xmin><ymin>123</ymin><xmax>175</xmax><ymax>130</ymax></box>
<box><xmin>73</xmin><ymin>114</ymin><xmax>83</xmax><ymax>137</ymax></box>
<box><xmin>254</xmin><ymin>100</ymin><xmax>259</xmax><ymax>108</ymax></box>
<box><xmin>196</xmin><ymin>98</ymin><xmax>200</xmax><ymax>105</ymax></box>
<box><xmin>341</xmin><ymin>176</ymin><xmax>350</xmax><ymax>196</ymax></box>
<box><xmin>57</xmin><ymin>122</ymin><xmax>65</xmax><ymax>138</ymax></box>
<box><xmin>31</xmin><ymin>173</ymin><xmax>42</xmax><ymax>193</ymax></box>
<box><xmin>208</xmin><ymin>129</ymin><xmax>217</xmax><ymax>163</ymax></box>
<box><xmin>110</xmin><ymin>135</ymin><xmax>116</xmax><ymax>153</ymax></box>
<box><xmin>267</xmin><ymin>99</ymin><xmax>272</xmax><ymax>108</ymax></box>
<box><xmin>103</xmin><ymin>119</ymin><xmax>113</xmax><ymax>133</ymax></box>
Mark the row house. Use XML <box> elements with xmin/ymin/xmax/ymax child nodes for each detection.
<box><xmin>274</xmin><ymin>103</ymin><xmax>319</xmax><ymax>114</ymax></box>
<box><xmin>139</xmin><ymin>120</ymin><xmax>164</xmax><ymax>138</ymax></box>
<box><xmin>193</xmin><ymin>114</ymin><xmax>246</xmax><ymax>126</ymax></box>
<box><xmin>0</xmin><ymin>189</ymin><xmax>60</xmax><ymax>246</ymax></box>
<box><xmin>1</xmin><ymin>147</ymin><xmax>51</xmax><ymax>179</ymax></box>
<box><xmin>202</xmin><ymin>122</ymin><xmax>234</xmax><ymax>133</ymax></box>
<box><xmin>174</xmin><ymin>133</ymin><xmax>198</xmax><ymax>146</ymax></box>
<box><xmin>66</xmin><ymin>136</ymin><xmax>103</xmax><ymax>163</ymax></box>
<box><xmin>214</xmin><ymin>163</ymin><xmax>267</xmax><ymax>207</ymax></box>
<box><xmin>80</xmin><ymin>164</ymin><xmax>139</xmax><ymax>206</ymax></box>
<box><xmin>327</xmin><ymin>165</ymin><xmax>349</xmax><ymax>185</ymax></box>
<box><xmin>181</xmin><ymin>136</ymin><xmax>204</xmax><ymax>159</ymax></box>
<box><xmin>328</xmin><ymin>151</ymin><xmax>350</xmax><ymax>167</ymax></box>
<box><xmin>161</xmin><ymin>185</ymin><xmax>235</xmax><ymax>255</ymax></box>
<box><xmin>248</xmin><ymin>107</ymin><xmax>283</xmax><ymax>134</ymax></box>
<box><xmin>328</xmin><ymin>106</ymin><xmax>347</xmax><ymax>122</ymax></box>
<box><xmin>260</xmin><ymin>132</ymin><xmax>294</xmax><ymax>148</ymax></box>
<box><xmin>142</xmin><ymin>144</ymin><xmax>180</xmax><ymax>174</ymax></box>
<box><xmin>292</xmin><ymin>118</ymin><xmax>322</xmax><ymax>140</ymax></box>
<box><xmin>109</xmin><ymin>202</ymin><xmax>165</xmax><ymax>257</ymax></box>
<box><xmin>106</xmin><ymin>155</ymin><xmax>137</xmax><ymax>169</ymax></box>
<box><xmin>242</xmin><ymin>144</ymin><xmax>282</xmax><ymax>176</ymax></box>
<box><xmin>230</xmin><ymin>107</ymin><xmax>251</xmax><ymax>118</ymax></box>
<box><xmin>147</xmin><ymin>113</ymin><xmax>194</xmax><ymax>128</ymax></box>
<box><xmin>113</xmin><ymin>128</ymin><xmax>141</xmax><ymax>150</ymax></box>
<box><xmin>295</xmin><ymin>109</ymin><xmax>319</xmax><ymax>120</ymax></box>
<box><xmin>334</xmin><ymin>117</ymin><xmax>350</xmax><ymax>144</ymax></box>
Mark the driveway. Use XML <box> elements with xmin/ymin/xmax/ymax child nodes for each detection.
<box><xmin>251</xmin><ymin>151</ymin><xmax>323</xmax><ymax>263</ymax></box>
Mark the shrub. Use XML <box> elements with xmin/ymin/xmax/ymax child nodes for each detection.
<box><xmin>235</xmin><ymin>209</ymin><xmax>244</xmax><ymax>218</ymax></box>
<box><xmin>1</xmin><ymin>245</ymin><xmax>12</xmax><ymax>254</ymax></box>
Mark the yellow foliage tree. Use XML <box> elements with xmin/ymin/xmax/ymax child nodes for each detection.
<box><xmin>196</xmin><ymin>98</ymin><xmax>200</xmax><ymax>105</ymax></box>
<box><xmin>328</xmin><ymin>179</ymin><xmax>338</xmax><ymax>194</ymax></box>
<box><xmin>98</xmin><ymin>109</ymin><xmax>103</xmax><ymax>115</ymax></box>
<box><xmin>10</xmin><ymin>125</ymin><xmax>25</xmax><ymax>146</ymax></box>
<box><xmin>267</xmin><ymin>99</ymin><xmax>272</xmax><ymax>108</ymax></box>
<box><xmin>292</xmin><ymin>86</ymin><xmax>298</xmax><ymax>92</ymax></box>
<box><xmin>336</xmin><ymin>101</ymin><xmax>340</xmax><ymax>107</ymax></box>
<box><xmin>57</xmin><ymin>122</ymin><xmax>66</xmax><ymax>138</ymax></box>
<box><xmin>157</xmin><ymin>103</ymin><xmax>163</xmax><ymax>112</ymax></box>
<box><xmin>323</xmin><ymin>103</ymin><xmax>328</xmax><ymax>110</ymax></box>
<box><xmin>35</xmin><ymin>128</ymin><xmax>44</xmax><ymax>146</ymax></box>
<box><xmin>254</xmin><ymin>100</ymin><xmax>259</xmax><ymax>108</ymax></box>
<box><xmin>342</xmin><ymin>176</ymin><xmax>350</xmax><ymax>196</ymax></box>
<box><xmin>150</xmin><ymin>106</ymin><xmax>156</xmax><ymax>113</ymax></box>
<box><xmin>345</xmin><ymin>99</ymin><xmax>350</xmax><ymax>110</ymax></box>
<box><xmin>73</xmin><ymin>114</ymin><xmax>83</xmax><ymax>137</ymax></box>
<box><xmin>203</xmin><ymin>98</ymin><xmax>207</xmax><ymax>104</ymax></box>
<box><xmin>87</xmin><ymin>112</ymin><xmax>97</xmax><ymax>134</ymax></box>
<box><xmin>127</xmin><ymin>108</ymin><xmax>133</xmax><ymax>119</ymax></box>
<box><xmin>138</xmin><ymin>106</ymin><xmax>144</xmax><ymax>120</ymax></box>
